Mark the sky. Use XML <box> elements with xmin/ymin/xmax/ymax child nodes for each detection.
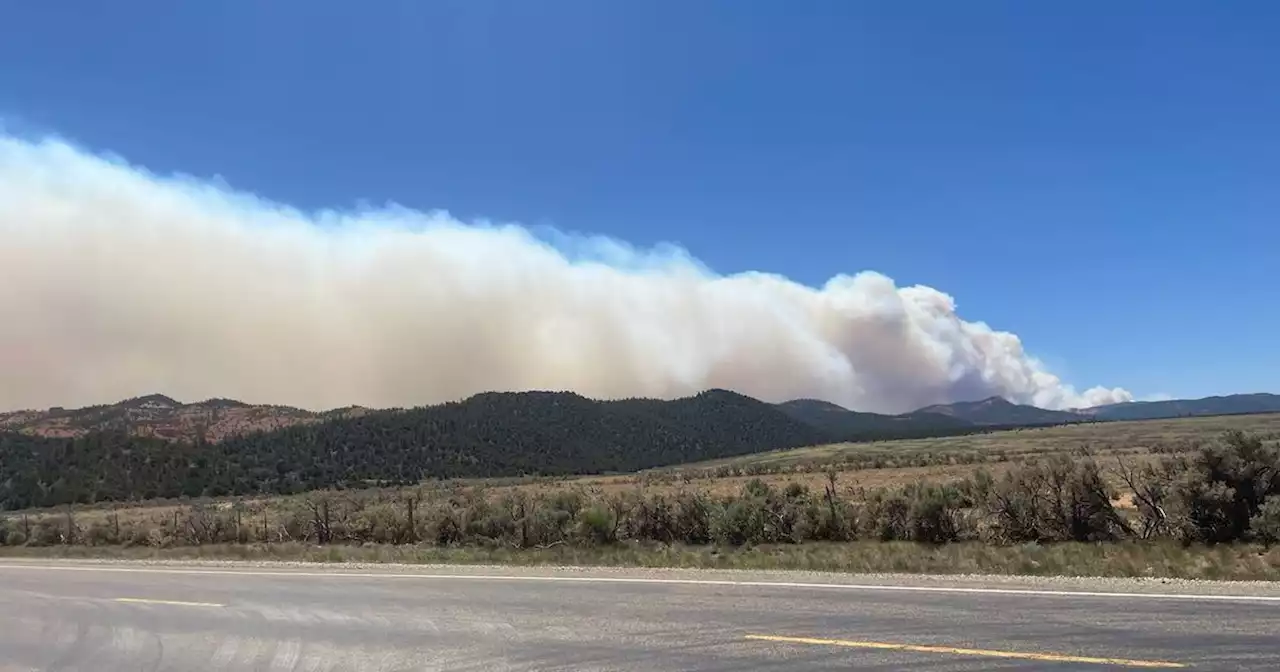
<box><xmin>1</xmin><ymin>1</ymin><xmax>1276</xmax><ymax>411</ymax></box>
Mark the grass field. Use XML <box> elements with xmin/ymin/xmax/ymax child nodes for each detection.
<box><xmin>687</xmin><ymin>412</ymin><xmax>1280</xmax><ymax>470</ymax></box>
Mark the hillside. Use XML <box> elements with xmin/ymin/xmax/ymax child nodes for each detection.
<box><xmin>915</xmin><ymin>396</ymin><xmax>1085</xmax><ymax>425</ymax></box>
<box><xmin>774</xmin><ymin>399</ymin><xmax>973</xmax><ymax>438</ymax></box>
<box><xmin>9</xmin><ymin>389</ymin><xmax>1275</xmax><ymax>446</ymax></box>
<box><xmin>0</xmin><ymin>394</ymin><xmax>364</xmax><ymax>443</ymax></box>
<box><xmin>1084</xmin><ymin>393</ymin><xmax>1280</xmax><ymax>421</ymax></box>
<box><xmin>0</xmin><ymin>389</ymin><xmax>829</xmax><ymax>509</ymax></box>
<box><xmin>912</xmin><ymin>393</ymin><xmax>1280</xmax><ymax>426</ymax></box>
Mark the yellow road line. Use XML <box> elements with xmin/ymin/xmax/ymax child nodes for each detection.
<box><xmin>114</xmin><ymin>597</ymin><xmax>225</xmax><ymax>608</ymax></box>
<box><xmin>745</xmin><ymin>634</ymin><xmax>1188</xmax><ymax>669</ymax></box>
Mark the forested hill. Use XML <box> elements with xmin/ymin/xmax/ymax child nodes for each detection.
<box><xmin>914</xmin><ymin>396</ymin><xmax>1084</xmax><ymax>426</ymax></box>
<box><xmin>8</xmin><ymin>390</ymin><xmax>1275</xmax><ymax>448</ymax></box>
<box><xmin>22</xmin><ymin>386</ymin><xmax>1273</xmax><ymax>512</ymax></box>
<box><xmin>775</xmin><ymin>398</ymin><xmax>972</xmax><ymax>438</ymax></box>
<box><xmin>0</xmin><ymin>389</ymin><xmax>832</xmax><ymax>510</ymax></box>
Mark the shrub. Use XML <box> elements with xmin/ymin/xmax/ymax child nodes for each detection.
<box><xmin>462</xmin><ymin>494</ymin><xmax>514</xmax><ymax>544</ymax></box>
<box><xmin>28</xmin><ymin>518</ymin><xmax>68</xmax><ymax>546</ymax></box>
<box><xmin>672</xmin><ymin>491</ymin><xmax>713</xmax><ymax>545</ymax></box>
<box><xmin>713</xmin><ymin>497</ymin><xmax>768</xmax><ymax>546</ymax></box>
<box><xmin>579</xmin><ymin>505</ymin><xmax>617</xmax><ymax>544</ymax></box>
<box><xmin>984</xmin><ymin>456</ymin><xmax>1130</xmax><ymax>543</ymax></box>
<box><xmin>527</xmin><ymin>498</ymin><xmax>575</xmax><ymax>547</ymax></box>
<box><xmin>84</xmin><ymin>520</ymin><xmax>119</xmax><ymax>546</ymax></box>
<box><xmin>1251</xmin><ymin>498</ymin><xmax>1280</xmax><ymax>545</ymax></box>
<box><xmin>3</xmin><ymin>430</ymin><xmax>1274</xmax><ymax>554</ymax></box>
<box><xmin>907</xmin><ymin>485</ymin><xmax>967</xmax><ymax>544</ymax></box>
<box><xmin>427</xmin><ymin>504</ymin><xmax>463</xmax><ymax>546</ymax></box>
<box><xmin>0</xmin><ymin>518</ymin><xmax>22</xmax><ymax>546</ymax></box>
<box><xmin>1166</xmin><ymin>431</ymin><xmax>1280</xmax><ymax>544</ymax></box>
<box><xmin>628</xmin><ymin>494</ymin><xmax>676</xmax><ymax>543</ymax></box>
<box><xmin>349</xmin><ymin>502</ymin><xmax>405</xmax><ymax>544</ymax></box>
<box><xmin>864</xmin><ymin>490</ymin><xmax>911</xmax><ymax>541</ymax></box>
<box><xmin>808</xmin><ymin>471</ymin><xmax>855</xmax><ymax>542</ymax></box>
<box><xmin>1116</xmin><ymin>458</ymin><xmax>1173</xmax><ymax>539</ymax></box>
<box><xmin>548</xmin><ymin>490</ymin><xmax>585</xmax><ymax>523</ymax></box>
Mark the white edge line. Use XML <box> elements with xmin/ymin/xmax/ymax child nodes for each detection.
<box><xmin>114</xmin><ymin>597</ymin><xmax>226</xmax><ymax>608</ymax></box>
<box><xmin>0</xmin><ymin>563</ymin><xmax>1278</xmax><ymax>603</ymax></box>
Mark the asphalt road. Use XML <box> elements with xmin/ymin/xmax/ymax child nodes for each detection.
<box><xmin>1</xmin><ymin>561</ymin><xmax>1279</xmax><ymax>671</ymax></box>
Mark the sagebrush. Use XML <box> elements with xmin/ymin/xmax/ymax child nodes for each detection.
<box><xmin>4</xmin><ymin>431</ymin><xmax>1276</xmax><ymax>553</ymax></box>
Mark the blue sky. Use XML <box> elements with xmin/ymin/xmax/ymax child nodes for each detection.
<box><xmin>2</xmin><ymin>1</ymin><xmax>1276</xmax><ymax>401</ymax></box>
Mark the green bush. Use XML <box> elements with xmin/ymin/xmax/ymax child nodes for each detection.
<box><xmin>579</xmin><ymin>505</ymin><xmax>617</xmax><ymax>545</ymax></box>
<box><xmin>907</xmin><ymin>485</ymin><xmax>967</xmax><ymax>544</ymax></box>
<box><xmin>713</xmin><ymin>497</ymin><xmax>769</xmax><ymax>546</ymax></box>
<box><xmin>865</xmin><ymin>491</ymin><xmax>911</xmax><ymax>541</ymax></box>
<box><xmin>1160</xmin><ymin>432</ymin><xmax>1280</xmax><ymax>544</ymax></box>
<box><xmin>1251</xmin><ymin>498</ymin><xmax>1280</xmax><ymax>544</ymax></box>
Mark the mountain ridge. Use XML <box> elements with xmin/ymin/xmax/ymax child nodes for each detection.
<box><xmin>0</xmin><ymin>388</ymin><xmax>832</xmax><ymax>508</ymax></box>
<box><xmin>914</xmin><ymin>396</ymin><xmax>1086</xmax><ymax>426</ymax></box>
<box><xmin>3</xmin><ymin>390</ymin><xmax>1278</xmax><ymax>445</ymax></box>
<box><xmin>1080</xmin><ymin>393</ymin><xmax>1280</xmax><ymax>422</ymax></box>
<box><xmin>774</xmin><ymin>398</ymin><xmax>975</xmax><ymax>438</ymax></box>
<box><xmin>0</xmin><ymin>394</ymin><xmax>366</xmax><ymax>443</ymax></box>
<box><xmin>915</xmin><ymin>392</ymin><xmax>1280</xmax><ymax>425</ymax></box>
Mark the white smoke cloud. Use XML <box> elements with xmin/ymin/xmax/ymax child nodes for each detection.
<box><xmin>0</xmin><ymin>133</ymin><xmax>1132</xmax><ymax>413</ymax></box>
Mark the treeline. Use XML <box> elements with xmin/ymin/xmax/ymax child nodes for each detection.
<box><xmin>5</xmin><ymin>431</ymin><xmax>1277</xmax><ymax>550</ymax></box>
<box><xmin>0</xmin><ymin>390</ymin><xmax>838</xmax><ymax>510</ymax></box>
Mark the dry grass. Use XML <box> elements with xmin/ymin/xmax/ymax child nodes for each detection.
<box><xmin>688</xmin><ymin>412</ymin><xmax>1280</xmax><ymax>470</ymax></box>
<box><xmin>556</xmin><ymin>464</ymin><xmax>994</xmax><ymax>497</ymax></box>
<box><xmin>544</xmin><ymin>413</ymin><xmax>1280</xmax><ymax>499</ymax></box>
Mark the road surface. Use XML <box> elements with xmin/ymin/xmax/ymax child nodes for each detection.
<box><xmin>1</xmin><ymin>559</ymin><xmax>1279</xmax><ymax>671</ymax></box>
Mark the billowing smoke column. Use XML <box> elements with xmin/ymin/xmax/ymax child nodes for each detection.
<box><xmin>0</xmin><ymin>134</ymin><xmax>1132</xmax><ymax>413</ymax></box>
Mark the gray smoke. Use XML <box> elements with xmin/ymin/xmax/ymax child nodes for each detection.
<box><xmin>0</xmin><ymin>133</ymin><xmax>1132</xmax><ymax>413</ymax></box>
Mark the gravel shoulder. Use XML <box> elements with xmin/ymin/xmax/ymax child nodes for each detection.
<box><xmin>4</xmin><ymin>556</ymin><xmax>1278</xmax><ymax>598</ymax></box>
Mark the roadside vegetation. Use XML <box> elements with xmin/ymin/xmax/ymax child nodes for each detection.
<box><xmin>3</xmin><ymin>425</ymin><xmax>1278</xmax><ymax>581</ymax></box>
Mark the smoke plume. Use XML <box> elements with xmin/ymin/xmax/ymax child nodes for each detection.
<box><xmin>0</xmin><ymin>133</ymin><xmax>1132</xmax><ymax>413</ymax></box>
